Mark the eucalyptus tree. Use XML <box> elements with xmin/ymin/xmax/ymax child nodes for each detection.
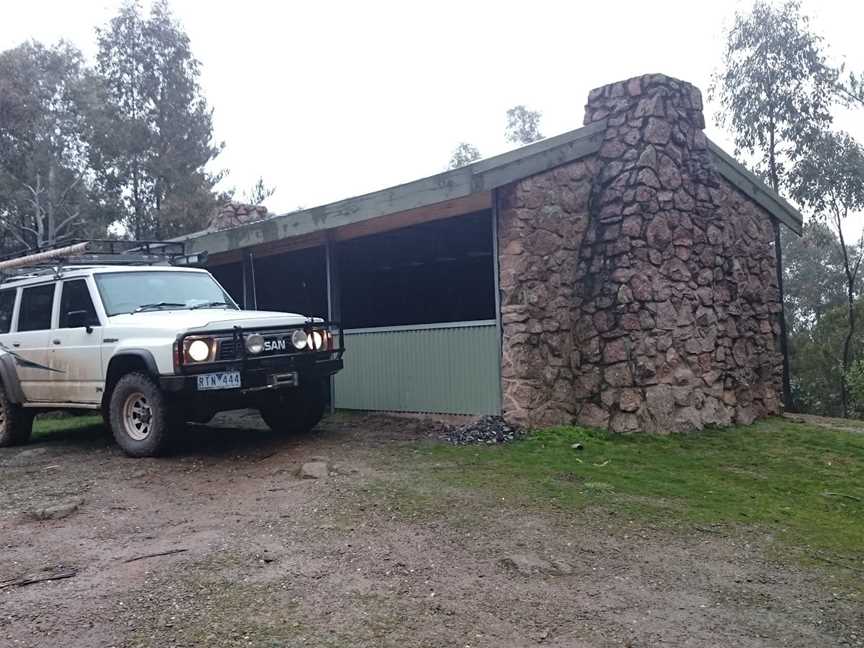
<box><xmin>448</xmin><ymin>142</ymin><xmax>482</xmax><ymax>169</ymax></box>
<box><xmin>783</xmin><ymin>220</ymin><xmax>849</xmax><ymax>335</ymax></box>
<box><xmin>837</xmin><ymin>69</ymin><xmax>864</xmax><ymax>109</ymax></box>
<box><xmin>789</xmin><ymin>132</ymin><xmax>864</xmax><ymax>416</ymax></box>
<box><xmin>91</xmin><ymin>0</ymin><xmax>223</xmax><ymax>239</ymax></box>
<box><xmin>710</xmin><ymin>0</ymin><xmax>839</xmax><ymax>408</ymax></box>
<box><xmin>0</xmin><ymin>41</ymin><xmax>109</xmax><ymax>252</ymax></box>
<box><xmin>244</xmin><ymin>177</ymin><xmax>277</xmax><ymax>206</ymax></box>
<box><xmin>505</xmin><ymin>105</ymin><xmax>543</xmax><ymax>145</ymax></box>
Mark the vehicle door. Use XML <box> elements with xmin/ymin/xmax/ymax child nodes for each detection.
<box><xmin>50</xmin><ymin>278</ymin><xmax>104</xmax><ymax>404</ymax></box>
<box><xmin>0</xmin><ymin>289</ymin><xmax>14</xmax><ymax>338</ymax></box>
<box><xmin>7</xmin><ymin>282</ymin><xmax>57</xmax><ymax>402</ymax></box>
<box><xmin>0</xmin><ymin>288</ymin><xmax>18</xmax><ymax>392</ymax></box>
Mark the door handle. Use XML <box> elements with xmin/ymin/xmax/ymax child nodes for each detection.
<box><xmin>12</xmin><ymin>343</ymin><xmax>20</xmax><ymax>348</ymax></box>
<box><xmin>52</xmin><ymin>339</ymin><xmax>61</xmax><ymax>345</ymax></box>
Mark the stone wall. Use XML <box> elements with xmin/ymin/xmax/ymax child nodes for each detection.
<box><xmin>498</xmin><ymin>160</ymin><xmax>595</xmax><ymax>426</ymax></box>
<box><xmin>209</xmin><ymin>202</ymin><xmax>270</xmax><ymax>232</ymax></box>
<box><xmin>498</xmin><ymin>74</ymin><xmax>783</xmax><ymax>432</ymax></box>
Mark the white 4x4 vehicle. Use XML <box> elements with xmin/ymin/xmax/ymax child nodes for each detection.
<box><xmin>0</xmin><ymin>259</ymin><xmax>343</xmax><ymax>457</ymax></box>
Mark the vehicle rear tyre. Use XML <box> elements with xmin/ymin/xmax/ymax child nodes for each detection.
<box><xmin>259</xmin><ymin>379</ymin><xmax>326</xmax><ymax>435</ymax></box>
<box><xmin>108</xmin><ymin>372</ymin><xmax>175</xmax><ymax>457</ymax></box>
<box><xmin>0</xmin><ymin>386</ymin><xmax>34</xmax><ymax>447</ymax></box>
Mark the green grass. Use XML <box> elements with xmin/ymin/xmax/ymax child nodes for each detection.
<box><xmin>32</xmin><ymin>414</ymin><xmax>103</xmax><ymax>439</ymax></box>
<box><xmin>418</xmin><ymin>418</ymin><xmax>864</xmax><ymax>563</ymax></box>
<box><xmin>24</xmin><ymin>412</ymin><xmax>864</xmax><ymax>573</ymax></box>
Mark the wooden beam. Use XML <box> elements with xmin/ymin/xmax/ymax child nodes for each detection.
<box><xmin>206</xmin><ymin>194</ymin><xmax>492</xmax><ymax>266</ymax></box>
<box><xmin>333</xmin><ymin>192</ymin><xmax>492</xmax><ymax>242</ymax></box>
<box><xmin>207</xmin><ymin>231</ymin><xmax>325</xmax><ymax>266</ymax></box>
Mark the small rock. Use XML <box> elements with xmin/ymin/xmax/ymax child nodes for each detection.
<box><xmin>256</xmin><ymin>551</ymin><xmax>276</xmax><ymax>564</ymax></box>
<box><xmin>299</xmin><ymin>461</ymin><xmax>328</xmax><ymax>480</ymax></box>
<box><xmin>25</xmin><ymin>497</ymin><xmax>84</xmax><ymax>521</ymax></box>
<box><xmin>498</xmin><ymin>553</ymin><xmax>570</xmax><ymax>576</ymax></box>
<box><xmin>4</xmin><ymin>447</ymin><xmax>48</xmax><ymax>467</ymax></box>
<box><xmin>571</xmin><ymin>443</ymin><xmax>584</xmax><ymax>451</ymax></box>
<box><xmin>329</xmin><ymin>463</ymin><xmax>356</xmax><ymax>475</ymax></box>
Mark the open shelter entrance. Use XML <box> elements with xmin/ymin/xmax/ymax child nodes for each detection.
<box><xmin>205</xmin><ymin>207</ymin><xmax>502</xmax><ymax>416</ymax></box>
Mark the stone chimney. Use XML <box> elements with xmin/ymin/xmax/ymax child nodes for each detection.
<box><xmin>575</xmin><ymin>74</ymin><xmax>781</xmax><ymax>432</ymax></box>
<box><xmin>209</xmin><ymin>202</ymin><xmax>270</xmax><ymax>232</ymax></box>
<box><xmin>498</xmin><ymin>74</ymin><xmax>783</xmax><ymax>432</ymax></box>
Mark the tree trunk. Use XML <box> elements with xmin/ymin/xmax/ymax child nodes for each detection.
<box><xmin>132</xmin><ymin>164</ymin><xmax>141</xmax><ymax>240</ymax></box>
<box><xmin>47</xmin><ymin>163</ymin><xmax>56</xmax><ymax>246</ymax></box>
<box><xmin>768</xmin><ymin>124</ymin><xmax>779</xmax><ymax>194</ymax></box>
<box><xmin>767</xmin><ymin>123</ymin><xmax>793</xmax><ymax>410</ymax></box>
<box><xmin>34</xmin><ymin>173</ymin><xmax>44</xmax><ymax>248</ymax></box>
<box><xmin>154</xmin><ymin>181</ymin><xmax>161</xmax><ymax>240</ymax></box>
<box><xmin>836</xmin><ymin>212</ymin><xmax>856</xmax><ymax>418</ymax></box>
<box><xmin>843</xmin><ymin>289</ymin><xmax>855</xmax><ymax>418</ymax></box>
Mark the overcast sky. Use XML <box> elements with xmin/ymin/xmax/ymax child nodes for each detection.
<box><xmin>1</xmin><ymin>0</ymin><xmax>862</xmax><ymax>230</ymax></box>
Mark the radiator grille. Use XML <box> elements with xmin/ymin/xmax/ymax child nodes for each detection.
<box><xmin>216</xmin><ymin>339</ymin><xmax>238</xmax><ymax>360</ymax></box>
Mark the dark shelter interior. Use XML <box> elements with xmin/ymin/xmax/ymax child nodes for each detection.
<box><xmin>208</xmin><ymin>210</ymin><xmax>495</xmax><ymax>329</ymax></box>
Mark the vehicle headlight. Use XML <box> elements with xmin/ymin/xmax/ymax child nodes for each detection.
<box><xmin>186</xmin><ymin>338</ymin><xmax>213</xmax><ymax>362</ymax></box>
<box><xmin>291</xmin><ymin>329</ymin><xmax>308</xmax><ymax>350</ymax></box>
<box><xmin>245</xmin><ymin>333</ymin><xmax>264</xmax><ymax>354</ymax></box>
<box><xmin>311</xmin><ymin>330</ymin><xmax>323</xmax><ymax>350</ymax></box>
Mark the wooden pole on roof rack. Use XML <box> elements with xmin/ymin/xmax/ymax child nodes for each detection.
<box><xmin>0</xmin><ymin>242</ymin><xmax>89</xmax><ymax>271</ymax></box>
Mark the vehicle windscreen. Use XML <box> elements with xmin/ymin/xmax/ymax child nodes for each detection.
<box><xmin>95</xmin><ymin>271</ymin><xmax>238</xmax><ymax>316</ymax></box>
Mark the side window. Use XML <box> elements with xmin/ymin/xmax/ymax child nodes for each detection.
<box><xmin>18</xmin><ymin>284</ymin><xmax>55</xmax><ymax>332</ymax></box>
<box><xmin>0</xmin><ymin>290</ymin><xmax>15</xmax><ymax>334</ymax></box>
<box><xmin>59</xmin><ymin>280</ymin><xmax>99</xmax><ymax>328</ymax></box>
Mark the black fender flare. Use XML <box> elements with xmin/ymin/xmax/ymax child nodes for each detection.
<box><xmin>102</xmin><ymin>349</ymin><xmax>163</xmax><ymax>412</ymax></box>
<box><xmin>0</xmin><ymin>352</ymin><xmax>25</xmax><ymax>404</ymax></box>
<box><xmin>105</xmin><ymin>349</ymin><xmax>161</xmax><ymax>385</ymax></box>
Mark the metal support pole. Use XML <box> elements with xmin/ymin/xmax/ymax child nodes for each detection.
<box><xmin>491</xmin><ymin>191</ymin><xmax>503</xmax><ymax>415</ymax></box>
<box><xmin>241</xmin><ymin>250</ymin><xmax>257</xmax><ymax>310</ymax></box>
<box><xmin>325</xmin><ymin>237</ymin><xmax>342</xmax><ymax>414</ymax></box>
<box><xmin>774</xmin><ymin>220</ymin><xmax>792</xmax><ymax>410</ymax></box>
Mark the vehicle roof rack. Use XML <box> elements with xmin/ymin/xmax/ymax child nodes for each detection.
<box><xmin>0</xmin><ymin>239</ymin><xmax>208</xmax><ymax>281</ymax></box>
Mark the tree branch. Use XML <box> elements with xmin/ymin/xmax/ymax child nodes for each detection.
<box><xmin>55</xmin><ymin>209</ymin><xmax>81</xmax><ymax>233</ymax></box>
<box><xmin>56</xmin><ymin>174</ymin><xmax>83</xmax><ymax>206</ymax></box>
<box><xmin>0</xmin><ymin>224</ymin><xmax>33</xmax><ymax>249</ymax></box>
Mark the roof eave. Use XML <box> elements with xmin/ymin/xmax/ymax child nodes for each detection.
<box><xmin>179</xmin><ymin>120</ymin><xmax>607</xmax><ymax>257</ymax></box>
<box><xmin>707</xmin><ymin>139</ymin><xmax>803</xmax><ymax>235</ymax></box>
<box><xmin>177</xmin><ymin>125</ymin><xmax>801</xmax><ymax>260</ymax></box>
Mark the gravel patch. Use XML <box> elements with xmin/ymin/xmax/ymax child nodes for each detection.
<box><xmin>443</xmin><ymin>415</ymin><xmax>526</xmax><ymax>445</ymax></box>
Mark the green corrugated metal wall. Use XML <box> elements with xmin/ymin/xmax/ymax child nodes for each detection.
<box><xmin>333</xmin><ymin>320</ymin><xmax>501</xmax><ymax>415</ymax></box>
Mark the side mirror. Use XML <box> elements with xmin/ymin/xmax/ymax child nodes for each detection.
<box><xmin>67</xmin><ymin>310</ymin><xmax>96</xmax><ymax>333</ymax></box>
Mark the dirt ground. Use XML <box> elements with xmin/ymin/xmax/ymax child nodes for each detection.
<box><xmin>1</xmin><ymin>412</ymin><xmax>861</xmax><ymax>648</ymax></box>
<box><xmin>784</xmin><ymin>412</ymin><xmax>864</xmax><ymax>435</ymax></box>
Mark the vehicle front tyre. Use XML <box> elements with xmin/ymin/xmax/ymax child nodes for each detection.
<box><xmin>108</xmin><ymin>372</ymin><xmax>176</xmax><ymax>457</ymax></box>
<box><xmin>259</xmin><ymin>379</ymin><xmax>326</xmax><ymax>435</ymax></box>
<box><xmin>0</xmin><ymin>386</ymin><xmax>34</xmax><ymax>447</ymax></box>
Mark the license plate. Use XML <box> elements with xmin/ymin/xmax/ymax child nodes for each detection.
<box><xmin>197</xmin><ymin>371</ymin><xmax>241</xmax><ymax>391</ymax></box>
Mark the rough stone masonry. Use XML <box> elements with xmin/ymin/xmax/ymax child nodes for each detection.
<box><xmin>499</xmin><ymin>74</ymin><xmax>783</xmax><ymax>432</ymax></box>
